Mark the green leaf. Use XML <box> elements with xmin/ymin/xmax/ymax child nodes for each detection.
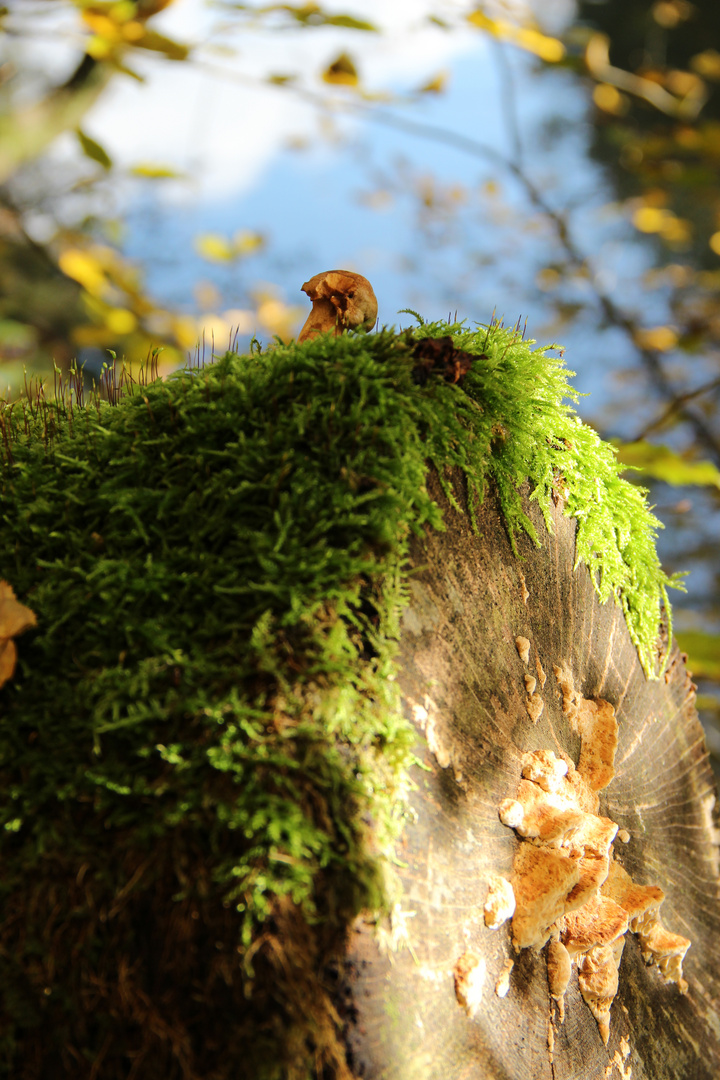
<box><xmin>194</xmin><ymin>233</ymin><xmax>235</xmax><ymax>262</ymax></box>
<box><xmin>398</xmin><ymin>308</ymin><xmax>425</xmax><ymax>325</ymax></box>
<box><xmin>616</xmin><ymin>441</ymin><xmax>720</xmax><ymax>490</ymax></box>
<box><xmin>76</xmin><ymin>129</ymin><xmax>113</xmax><ymax>170</ymax></box>
<box><xmin>674</xmin><ymin>631</ymin><xmax>720</xmax><ymax>680</ymax></box>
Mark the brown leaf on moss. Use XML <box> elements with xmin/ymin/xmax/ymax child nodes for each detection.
<box><xmin>0</xmin><ymin>581</ymin><xmax>36</xmax><ymax>689</ymax></box>
<box><xmin>298</xmin><ymin>270</ymin><xmax>377</xmax><ymax>343</ymax></box>
<box><xmin>411</xmin><ymin>336</ymin><xmax>480</xmax><ymax>385</ymax></box>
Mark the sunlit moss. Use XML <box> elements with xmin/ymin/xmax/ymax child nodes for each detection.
<box><xmin>410</xmin><ymin>317</ymin><xmax>682</xmax><ymax>676</ymax></box>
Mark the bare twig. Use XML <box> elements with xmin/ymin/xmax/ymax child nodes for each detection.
<box><xmin>633</xmin><ymin>375</ymin><xmax>720</xmax><ymax>442</ymax></box>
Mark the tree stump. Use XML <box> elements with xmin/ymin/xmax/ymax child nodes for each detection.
<box><xmin>2</xmin><ymin>322</ymin><xmax>715</xmax><ymax>1080</ymax></box>
<box><xmin>340</xmin><ymin>474</ymin><xmax>720</xmax><ymax>1080</ymax></box>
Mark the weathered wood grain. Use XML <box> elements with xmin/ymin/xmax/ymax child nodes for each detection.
<box><xmin>340</xmin><ymin>473</ymin><xmax>720</xmax><ymax>1080</ymax></box>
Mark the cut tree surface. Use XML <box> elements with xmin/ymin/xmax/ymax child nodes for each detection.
<box><xmin>340</xmin><ymin>474</ymin><xmax>720</xmax><ymax>1080</ymax></box>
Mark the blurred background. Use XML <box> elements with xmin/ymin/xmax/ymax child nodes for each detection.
<box><xmin>2</xmin><ymin>0</ymin><xmax>719</xmax><ymax>771</ymax></box>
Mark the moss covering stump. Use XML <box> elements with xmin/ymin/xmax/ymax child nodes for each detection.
<box><xmin>0</xmin><ymin>320</ymin><xmax>712</xmax><ymax>1079</ymax></box>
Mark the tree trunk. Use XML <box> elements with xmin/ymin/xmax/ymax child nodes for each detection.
<box><xmin>339</xmin><ymin>473</ymin><xmax>720</xmax><ymax>1080</ymax></box>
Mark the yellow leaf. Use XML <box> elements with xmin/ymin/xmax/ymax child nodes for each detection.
<box><xmin>633</xmin><ymin>325</ymin><xmax>678</xmax><ymax>351</ymax></box>
<box><xmin>58</xmin><ymin>249</ymin><xmax>108</xmax><ymax>297</ymax></box>
<box><xmin>617</xmin><ymin>441</ymin><xmax>720</xmax><ymax>490</ymax></box>
<box><xmin>652</xmin><ymin>1</ymin><xmax>693</xmax><ymax>29</ymax></box>
<box><xmin>85</xmin><ymin>35</ymin><xmax>114</xmax><ymax>60</ymax></box>
<box><xmin>194</xmin><ymin>234</ymin><xmax>235</xmax><ymax>262</ymax></box>
<box><xmin>659</xmin><ymin>215</ymin><xmax>691</xmax><ymax>244</ymax></box>
<box><xmin>691</xmin><ymin>49</ymin><xmax>720</xmax><ymax>81</ymax></box>
<box><xmin>322</xmin><ymin>52</ymin><xmax>359</xmax><ymax>86</ymax></box>
<box><xmin>418</xmin><ymin>71</ymin><xmax>448</xmax><ymax>94</ymax></box>
<box><xmin>233</xmin><ymin>230</ymin><xmax>264</xmax><ymax>256</ymax></box>
<box><xmin>593</xmin><ymin>83</ymin><xmax>628</xmax><ymax>115</ymax></box>
<box><xmin>632</xmin><ymin>206</ymin><xmax>671</xmax><ymax>233</ymax></box>
<box><xmin>709</xmin><ymin>231</ymin><xmax>720</xmax><ymax>255</ymax></box>
<box><xmin>121</xmin><ymin>20</ymin><xmax>145</xmax><ymax>42</ymax></box>
<box><xmin>105</xmin><ymin>308</ymin><xmax>138</xmax><ymax>335</ymax></box>
<box><xmin>131</xmin><ymin>163</ymin><xmax>184</xmax><ymax>179</ymax></box>
<box><xmin>467</xmin><ymin>10</ymin><xmax>565</xmax><ymax>63</ymax></box>
<box><xmin>665</xmin><ymin>69</ymin><xmax>704</xmax><ymax>98</ymax></box>
<box><xmin>110</xmin><ymin>1</ymin><xmax>138</xmax><ymax>22</ymax></box>
<box><xmin>82</xmin><ymin>12</ymin><xmax>122</xmax><ymax>38</ymax></box>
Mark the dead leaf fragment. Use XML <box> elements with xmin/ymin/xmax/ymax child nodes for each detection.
<box><xmin>410</xmin><ymin>335</ymin><xmax>477</xmax><ymax>385</ymax></box>
<box><xmin>0</xmin><ymin>581</ymin><xmax>36</xmax><ymax>689</ymax></box>
<box><xmin>0</xmin><ymin>640</ymin><xmax>17</xmax><ymax>687</ymax></box>
<box><xmin>298</xmin><ymin>270</ymin><xmax>377</xmax><ymax>343</ymax></box>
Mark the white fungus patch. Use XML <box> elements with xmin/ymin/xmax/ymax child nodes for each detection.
<box><xmin>453</xmin><ymin>952</ymin><xmax>486</xmax><ymax>1018</ymax></box>
<box><xmin>526</xmin><ymin>693</ymin><xmax>545</xmax><ymax>723</ymax></box>
<box><xmin>515</xmin><ymin>636</ymin><xmax>531</xmax><ymax>664</ymax></box>
<box><xmin>484</xmin><ymin>874</ymin><xmax>516</xmax><ymax>929</ymax></box>
<box><xmin>495</xmin><ymin>957</ymin><xmax>514</xmax><ymax>998</ymax></box>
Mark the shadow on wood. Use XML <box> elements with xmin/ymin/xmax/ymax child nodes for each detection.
<box><xmin>340</xmin><ymin>472</ymin><xmax>720</xmax><ymax>1080</ymax></box>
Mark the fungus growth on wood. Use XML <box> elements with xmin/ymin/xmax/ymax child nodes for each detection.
<box><xmin>489</xmin><ymin>658</ymin><xmax>691</xmax><ymax>1045</ymax></box>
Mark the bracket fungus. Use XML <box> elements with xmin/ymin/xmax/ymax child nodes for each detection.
<box><xmin>297</xmin><ymin>269</ymin><xmax>378</xmax><ymax>343</ymax></box>
<box><xmin>492</xmin><ymin>663</ymin><xmax>692</xmax><ymax>1045</ymax></box>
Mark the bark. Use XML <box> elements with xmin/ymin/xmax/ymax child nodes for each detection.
<box><xmin>339</xmin><ymin>473</ymin><xmax>720</xmax><ymax>1080</ymax></box>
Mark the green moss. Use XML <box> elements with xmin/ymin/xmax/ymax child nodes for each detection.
<box><xmin>0</xmin><ymin>321</ymin><xmax>681</xmax><ymax>1077</ymax></box>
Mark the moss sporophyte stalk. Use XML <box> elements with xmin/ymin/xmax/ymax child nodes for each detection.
<box><xmin>0</xmin><ymin>320</ymin><xmax>682</xmax><ymax>1076</ymax></box>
